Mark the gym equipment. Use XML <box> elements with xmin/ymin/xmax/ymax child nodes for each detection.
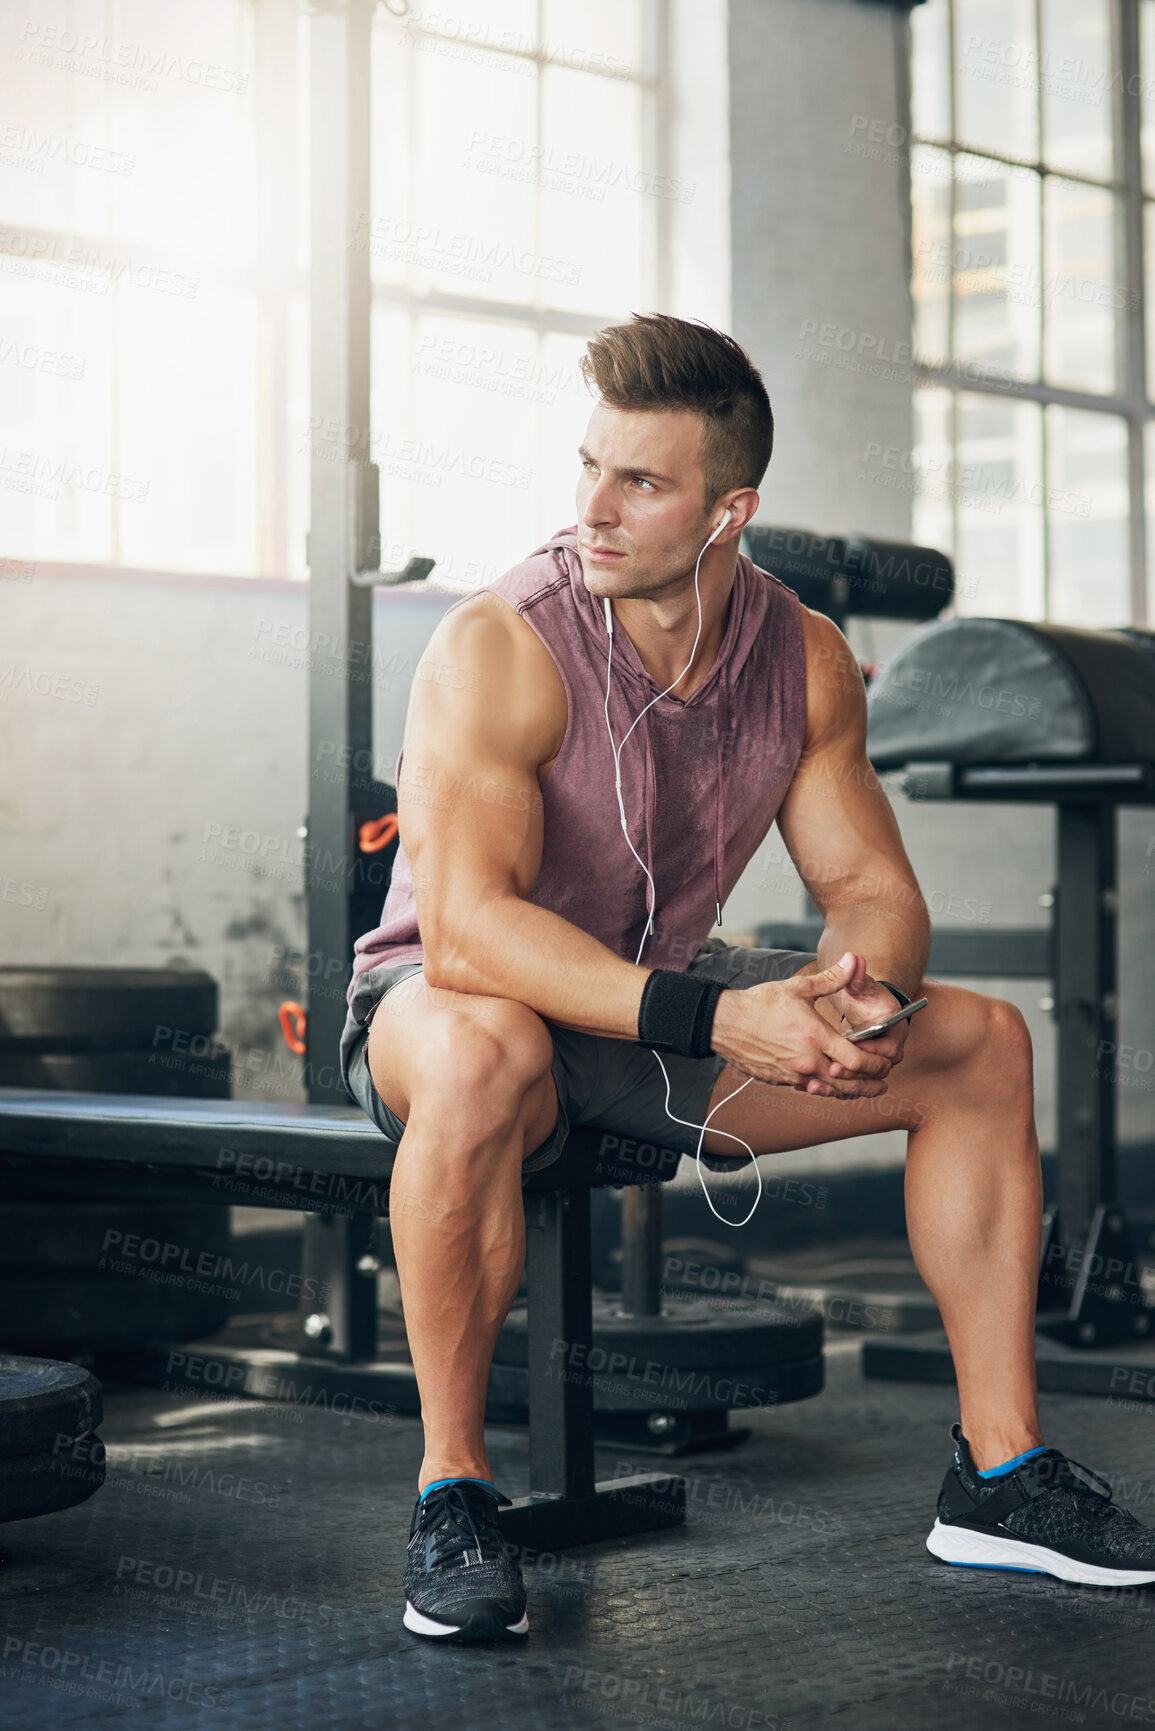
<box><xmin>0</xmin><ymin>1087</ymin><xmax>696</xmax><ymax>1548</ymax></box>
<box><xmin>0</xmin><ymin>966</ymin><xmax>230</xmax><ymax>1096</ymax></box>
<box><xmin>855</xmin><ymin>617</ymin><xmax>1155</xmax><ymax>1393</ymax></box>
<box><xmin>0</xmin><ymin>969</ymin><xmax>234</xmax><ymax>1354</ymax></box>
<box><xmin>0</xmin><ymin>1356</ymin><xmax>104</xmax><ymax>1524</ymax></box>
<box><xmin>0</xmin><ymin>967</ymin><xmax>222</xmax><ymax>1054</ymax></box>
<box><xmin>742</xmin><ymin>524</ymin><xmax>953</xmax><ymax>631</ymax></box>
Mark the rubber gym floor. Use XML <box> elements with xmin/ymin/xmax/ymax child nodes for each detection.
<box><xmin>4</xmin><ymin>1340</ymin><xmax>1155</xmax><ymax>1729</ymax></box>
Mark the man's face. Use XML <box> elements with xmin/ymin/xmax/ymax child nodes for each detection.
<box><xmin>575</xmin><ymin>400</ymin><xmax>717</xmax><ymax>599</ymax></box>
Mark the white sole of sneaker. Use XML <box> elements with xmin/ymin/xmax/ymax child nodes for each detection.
<box><xmin>403</xmin><ymin>1601</ymin><xmax>529</xmax><ymax>1639</ymax></box>
<box><xmin>926</xmin><ymin>1519</ymin><xmax>1155</xmax><ymax>1586</ymax></box>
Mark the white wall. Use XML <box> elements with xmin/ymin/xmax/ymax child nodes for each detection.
<box><xmin>0</xmin><ymin>568</ymin><xmax>451</xmax><ymax>1102</ymax></box>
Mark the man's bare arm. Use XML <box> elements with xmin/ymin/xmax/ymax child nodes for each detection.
<box><xmin>775</xmin><ymin>607</ymin><xmax>931</xmax><ymax>1001</ymax></box>
<box><xmin>402</xmin><ymin>593</ymin><xmax>891</xmax><ymax>1096</ymax></box>
<box><xmin>401</xmin><ymin>595</ymin><xmax>648</xmax><ymax>1037</ymax></box>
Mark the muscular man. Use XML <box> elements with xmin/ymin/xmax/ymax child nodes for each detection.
<box><xmin>340</xmin><ymin>313</ymin><xmax>1155</xmax><ymax>1643</ymax></box>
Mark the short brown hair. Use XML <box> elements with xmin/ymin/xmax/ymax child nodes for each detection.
<box><xmin>580</xmin><ymin>312</ymin><xmax>773</xmax><ymax>508</ymax></box>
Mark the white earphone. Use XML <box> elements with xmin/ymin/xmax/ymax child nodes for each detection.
<box><xmin>600</xmin><ymin>505</ymin><xmax>762</xmax><ymax>1228</ymax></box>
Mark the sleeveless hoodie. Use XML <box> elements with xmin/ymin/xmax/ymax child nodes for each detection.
<box><xmin>348</xmin><ymin>523</ymin><xmax>808</xmax><ymax>1001</ymax></box>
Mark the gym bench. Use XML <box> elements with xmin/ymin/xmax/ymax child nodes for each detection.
<box><xmin>0</xmin><ymin>1085</ymin><xmax>686</xmax><ymax>1550</ymax></box>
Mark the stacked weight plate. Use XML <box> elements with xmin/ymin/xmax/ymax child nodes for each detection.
<box><xmin>0</xmin><ymin>967</ymin><xmax>236</xmax><ymax>1355</ymax></box>
<box><xmin>0</xmin><ymin>1356</ymin><xmax>105</xmax><ymax>1522</ymax></box>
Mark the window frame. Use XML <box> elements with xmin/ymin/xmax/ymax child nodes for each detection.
<box><xmin>910</xmin><ymin>0</ymin><xmax>1149</xmax><ymax>625</ymax></box>
<box><xmin>0</xmin><ymin>0</ymin><xmax>671</xmax><ymax>585</ymax></box>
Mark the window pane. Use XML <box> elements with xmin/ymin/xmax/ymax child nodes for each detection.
<box><xmin>0</xmin><ymin>0</ymin><xmax>110</xmax><ymax>237</ymax></box>
<box><xmin>373</xmin><ymin>310</ymin><xmax>540</xmax><ymax>589</ymax></box>
<box><xmin>1046</xmin><ymin>407</ymin><xmax>1128</xmax><ymax>625</ymax></box>
<box><xmin>1144</xmin><ymin>203</ymin><xmax>1155</xmax><ymax>402</ymax></box>
<box><xmin>911</xmin><ymin>0</ymin><xmax>951</xmax><ymax>142</ymax></box>
<box><xmin>953</xmin><ymin>154</ymin><xmax>1040</xmax><ymax>382</ymax></box>
<box><xmin>118</xmin><ymin>287</ymin><xmax>258</xmax><ymax>574</ymax></box>
<box><xmin>405</xmin><ymin>52</ymin><xmax>539</xmax><ymax>305</ymax></box>
<box><xmin>1040</xmin><ymin>0</ymin><xmax>1113</xmax><ymax>182</ymax></box>
<box><xmin>954</xmin><ymin>0</ymin><xmax>1037</xmax><ymax>164</ymax></box>
<box><xmin>954</xmin><ymin>394</ymin><xmax>1045</xmax><ymax>618</ymax></box>
<box><xmin>1141</xmin><ymin>0</ymin><xmax>1155</xmax><ymax>195</ymax></box>
<box><xmin>0</xmin><ymin>269</ymin><xmax>114</xmax><ymax>562</ymax></box>
<box><xmin>540</xmin><ymin>330</ymin><xmax>596</xmax><ymax>534</ymax></box>
<box><xmin>287</xmin><ymin>293</ymin><xmax>309</xmax><ymax>580</ymax></box>
<box><xmin>0</xmin><ymin>0</ymin><xmax>255</xmax><ymax>259</ymax></box>
<box><xmin>1042</xmin><ymin>178</ymin><xmax>1117</xmax><ymax>395</ymax></box>
<box><xmin>539</xmin><ymin>67</ymin><xmax>649</xmax><ymax>315</ymax></box>
<box><xmin>541</xmin><ymin>0</ymin><xmax>644</xmax><ymax>78</ymax></box>
<box><xmin>911</xmin><ymin>147</ymin><xmax>952</xmax><ymax>366</ymax></box>
<box><xmin>411</xmin><ymin>0</ymin><xmax>537</xmax><ymax>47</ymax></box>
<box><xmin>109</xmin><ymin>0</ymin><xmax>256</xmax><ymax>264</ymax></box>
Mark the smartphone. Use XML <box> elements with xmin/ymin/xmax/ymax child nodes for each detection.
<box><xmin>843</xmin><ymin>997</ymin><xmax>929</xmax><ymax>1042</ymax></box>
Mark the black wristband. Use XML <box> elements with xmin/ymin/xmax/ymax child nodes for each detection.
<box><xmin>877</xmin><ymin>979</ymin><xmax>913</xmax><ymax>1011</ymax></box>
<box><xmin>638</xmin><ymin>969</ymin><xmax>728</xmax><ymax>1060</ymax></box>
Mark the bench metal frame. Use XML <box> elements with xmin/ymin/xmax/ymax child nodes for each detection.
<box><xmin>851</xmin><ymin>759</ymin><xmax>1155</xmax><ymax>1393</ymax></box>
<box><xmin>0</xmin><ymin>1089</ymin><xmax>685</xmax><ymax>1547</ymax></box>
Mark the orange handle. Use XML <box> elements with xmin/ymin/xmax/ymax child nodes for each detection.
<box><xmin>278</xmin><ymin>1000</ymin><xmax>307</xmax><ymax>1055</ymax></box>
<box><xmin>359</xmin><ymin>812</ymin><xmax>399</xmax><ymax>854</ymax></box>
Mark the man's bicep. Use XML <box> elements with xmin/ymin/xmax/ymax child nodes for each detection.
<box><xmin>397</xmin><ymin>603</ymin><xmax>551</xmax><ymax>971</ymax></box>
<box><xmin>777</xmin><ymin>608</ymin><xmax>908</xmax><ymax>902</ymax></box>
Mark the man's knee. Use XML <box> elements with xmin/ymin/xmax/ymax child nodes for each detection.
<box><xmin>411</xmin><ymin>994</ymin><xmax>553</xmax><ymax>1114</ymax></box>
<box><xmin>953</xmin><ymin>992</ymin><xmax>1033</xmax><ymax>1107</ymax></box>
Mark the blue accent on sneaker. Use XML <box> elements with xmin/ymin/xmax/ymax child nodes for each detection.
<box><xmin>941</xmin><ymin>1560</ymin><xmax>1047</xmax><ymax>1574</ymax></box>
<box><xmin>977</xmin><ymin>1446</ymin><xmax>1047</xmax><ymax>1479</ymax></box>
<box><xmin>419</xmin><ymin>1476</ymin><xmax>497</xmax><ymax>1501</ymax></box>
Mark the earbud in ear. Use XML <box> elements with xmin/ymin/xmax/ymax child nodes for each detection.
<box><xmin>704</xmin><ymin>507</ymin><xmax>734</xmax><ymax>548</ymax></box>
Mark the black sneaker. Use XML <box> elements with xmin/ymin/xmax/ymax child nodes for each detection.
<box><xmin>403</xmin><ymin>1479</ymin><xmax>529</xmax><ymax>1641</ymax></box>
<box><xmin>927</xmin><ymin>1423</ymin><xmax>1155</xmax><ymax>1586</ymax></box>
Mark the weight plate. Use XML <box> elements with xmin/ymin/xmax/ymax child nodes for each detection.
<box><xmin>0</xmin><ymin>1204</ymin><xmax>229</xmax><ymax>1276</ymax></box>
<box><xmin>0</xmin><ymin>967</ymin><xmax>219</xmax><ymax>1052</ymax></box>
<box><xmin>0</xmin><ymin>1433</ymin><xmax>105</xmax><ymax>1523</ymax></box>
<box><xmin>0</xmin><ymin>1047</ymin><xmax>230</xmax><ymax>1096</ymax></box>
<box><xmin>0</xmin><ymin>1356</ymin><xmax>103</xmax><ymax>1456</ymax></box>
<box><xmin>493</xmin><ymin>1294</ymin><xmax>823</xmax><ymax>1370</ymax></box>
<box><xmin>0</xmin><ymin>1278</ymin><xmax>235</xmax><ymax>1354</ymax></box>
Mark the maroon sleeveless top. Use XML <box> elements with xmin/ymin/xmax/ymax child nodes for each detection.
<box><xmin>348</xmin><ymin>524</ymin><xmax>808</xmax><ymax>998</ymax></box>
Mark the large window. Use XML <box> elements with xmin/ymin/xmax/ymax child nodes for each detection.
<box><xmin>910</xmin><ymin>0</ymin><xmax>1152</xmax><ymax>625</ymax></box>
<box><xmin>363</xmin><ymin>0</ymin><xmax>669</xmax><ymax>588</ymax></box>
<box><xmin>0</xmin><ymin>0</ymin><xmax>677</xmax><ymax>584</ymax></box>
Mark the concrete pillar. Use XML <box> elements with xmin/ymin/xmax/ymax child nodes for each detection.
<box><xmin>729</xmin><ymin>0</ymin><xmax>915</xmax><ymax>540</ymax></box>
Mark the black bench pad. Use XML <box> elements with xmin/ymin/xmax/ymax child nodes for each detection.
<box><xmin>0</xmin><ymin>1087</ymin><xmax>684</xmax><ymax>1209</ymax></box>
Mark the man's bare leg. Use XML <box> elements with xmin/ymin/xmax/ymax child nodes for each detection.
<box><xmin>701</xmin><ymin>973</ymin><xmax>1043</xmax><ymax>1469</ymax></box>
<box><xmin>366</xmin><ymin>974</ymin><xmax>560</xmax><ymax>1492</ymax></box>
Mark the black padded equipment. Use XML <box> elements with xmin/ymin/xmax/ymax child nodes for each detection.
<box><xmin>0</xmin><ymin>1276</ymin><xmax>236</xmax><ymax>1355</ymax></box>
<box><xmin>0</xmin><ymin>1436</ymin><xmax>105</xmax><ymax>1523</ymax></box>
<box><xmin>0</xmin><ymin>1046</ymin><xmax>230</xmax><ymax>1095</ymax></box>
<box><xmin>745</xmin><ymin>524</ymin><xmax>953</xmax><ymax>624</ymax></box>
<box><xmin>496</xmin><ymin>1295</ymin><xmax>822</xmax><ymax>1373</ymax></box>
<box><xmin>0</xmin><ymin>1355</ymin><xmax>102</xmax><ymax>1455</ymax></box>
<box><xmin>0</xmin><ymin>966</ymin><xmax>219</xmax><ymax>1051</ymax></box>
<box><xmin>866</xmin><ymin>617</ymin><xmax>1155</xmax><ymax>769</ymax></box>
<box><xmin>0</xmin><ymin>1202</ymin><xmax>227</xmax><ymax>1272</ymax></box>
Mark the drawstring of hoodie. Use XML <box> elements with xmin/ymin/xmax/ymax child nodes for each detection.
<box><xmin>642</xmin><ymin>712</ymin><xmax>657</xmax><ymax>937</ymax></box>
<box><xmin>638</xmin><ymin>661</ymin><xmax>728</xmax><ymax>938</ymax></box>
<box><xmin>714</xmin><ymin>661</ymin><xmax>728</xmax><ymax>926</ymax></box>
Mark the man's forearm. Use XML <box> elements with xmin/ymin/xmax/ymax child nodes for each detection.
<box><xmin>815</xmin><ymin>883</ymin><xmax>931</xmax><ymax>999</ymax></box>
<box><xmin>426</xmin><ymin>895</ymin><xmax>649</xmax><ymax>1039</ymax></box>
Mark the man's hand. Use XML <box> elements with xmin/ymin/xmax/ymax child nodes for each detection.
<box><xmin>825</xmin><ymin>954</ymin><xmax>914</xmax><ymax>1074</ymax></box>
<box><xmin>709</xmin><ymin>952</ymin><xmax>896</xmax><ymax>1099</ymax></box>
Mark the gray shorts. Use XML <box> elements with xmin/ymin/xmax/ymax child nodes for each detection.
<box><xmin>338</xmin><ymin>938</ymin><xmax>819</xmax><ymax>1181</ymax></box>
